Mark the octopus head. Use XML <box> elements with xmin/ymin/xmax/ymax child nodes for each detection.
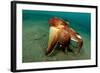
<box><xmin>49</xmin><ymin>17</ymin><xmax>69</xmax><ymax>27</ymax></box>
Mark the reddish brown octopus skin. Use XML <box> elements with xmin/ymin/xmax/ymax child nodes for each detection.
<box><xmin>46</xmin><ymin>17</ymin><xmax>83</xmax><ymax>56</ymax></box>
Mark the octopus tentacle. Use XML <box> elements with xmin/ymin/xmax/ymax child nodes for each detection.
<box><xmin>46</xmin><ymin>27</ymin><xmax>59</xmax><ymax>56</ymax></box>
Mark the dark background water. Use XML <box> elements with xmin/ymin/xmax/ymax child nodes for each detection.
<box><xmin>22</xmin><ymin>10</ymin><xmax>91</xmax><ymax>63</ymax></box>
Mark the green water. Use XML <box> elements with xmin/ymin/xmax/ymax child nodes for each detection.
<box><xmin>22</xmin><ymin>10</ymin><xmax>91</xmax><ymax>63</ymax></box>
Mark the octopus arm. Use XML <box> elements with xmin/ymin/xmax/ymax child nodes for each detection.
<box><xmin>46</xmin><ymin>27</ymin><xmax>59</xmax><ymax>55</ymax></box>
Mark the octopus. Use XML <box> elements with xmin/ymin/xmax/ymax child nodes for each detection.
<box><xmin>45</xmin><ymin>17</ymin><xmax>83</xmax><ymax>56</ymax></box>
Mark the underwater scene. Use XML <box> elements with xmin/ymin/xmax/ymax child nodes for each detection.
<box><xmin>22</xmin><ymin>10</ymin><xmax>91</xmax><ymax>63</ymax></box>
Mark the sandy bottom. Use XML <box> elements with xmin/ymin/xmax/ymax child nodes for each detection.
<box><xmin>22</xmin><ymin>20</ymin><xmax>91</xmax><ymax>63</ymax></box>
